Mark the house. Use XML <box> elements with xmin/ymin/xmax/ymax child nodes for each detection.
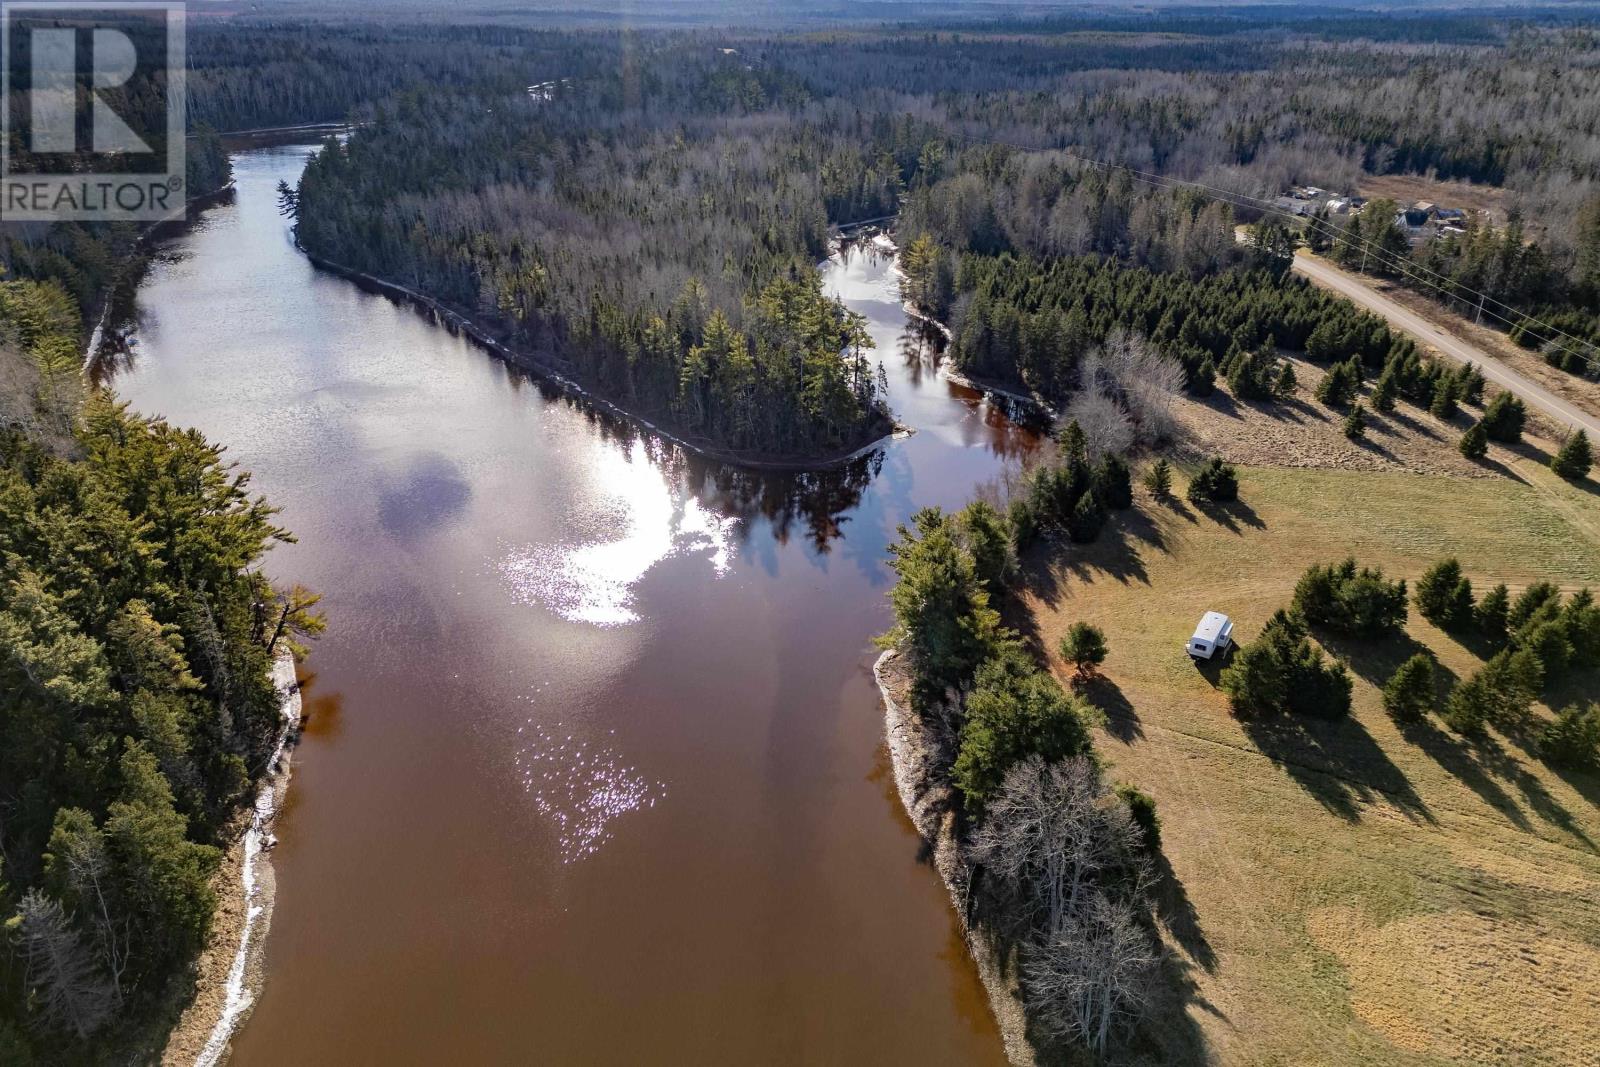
<box><xmin>1273</xmin><ymin>196</ymin><xmax>1309</xmax><ymax>216</ymax></box>
<box><xmin>1404</xmin><ymin>201</ymin><xmax>1438</xmax><ymax>227</ymax></box>
<box><xmin>1435</xmin><ymin>207</ymin><xmax>1466</xmax><ymax>224</ymax></box>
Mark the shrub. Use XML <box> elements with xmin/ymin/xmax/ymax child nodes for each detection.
<box><xmin>1187</xmin><ymin>457</ymin><xmax>1239</xmax><ymax>503</ymax></box>
<box><xmin>1142</xmin><ymin>459</ymin><xmax>1172</xmax><ymax>497</ymax></box>
<box><xmin>1116</xmin><ymin>784</ymin><xmax>1162</xmax><ymax>853</ymax></box>
<box><xmin>1540</xmin><ymin>703</ymin><xmax>1600</xmax><ymax>770</ymax></box>
<box><xmin>1480</xmin><ymin>392</ymin><xmax>1526</xmax><ymax>443</ymax></box>
<box><xmin>1059</xmin><ymin>622</ymin><xmax>1109</xmax><ymax>678</ymax></box>
<box><xmin>1474</xmin><ymin>583</ymin><xmax>1510</xmax><ymax>643</ymax></box>
<box><xmin>953</xmin><ymin>648</ymin><xmax>1095</xmax><ymax>806</ymax></box>
<box><xmin>1382</xmin><ymin>653</ymin><xmax>1436</xmax><ymax>721</ymax></box>
<box><xmin>1459</xmin><ymin>421</ymin><xmax>1488</xmax><ymax>460</ymax></box>
<box><xmin>1414</xmin><ymin>558</ymin><xmax>1475</xmax><ymax>630</ymax></box>
<box><xmin>1292</xmin><ymin>558</ymin><xmax>1408</xmax><ymax>638</ymax></box>
<box><xmin>1551</xmin><ymin>430</ymin><xmax>1592</xmax><ymax>481</ymax></box>
<box><xmin>1342</xmin><ymin>402</ymin><xmax>1366</xmax><ymax>439</ymax></box>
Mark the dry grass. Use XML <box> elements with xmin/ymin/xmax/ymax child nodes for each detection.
<box><xmin>1018</xmin><ymin>462</ymin><xmax>1600</xmax><ymax>1066</ymax></box>
<box><xmin>1357</xmin><ymin>174</ymin><xmax>1510</xmax><ymax>225</ymax></box>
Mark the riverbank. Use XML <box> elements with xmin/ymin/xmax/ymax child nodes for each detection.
<box><xmin>160</xmin><ymin>650</ymin><xmax>303</xmax><ymax>1066</ymax></box>
<box><xmin>301</xmin><ymin>249</ymin><xmax>898</xmax><ymax>474</ymax></box>
<box><xmin>874</xmin><ymin>649</ymin><xmax>1036</xmax><ymax>1067</ymax></box>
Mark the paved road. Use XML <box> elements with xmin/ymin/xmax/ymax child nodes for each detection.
<box><xmin>1292</xmin><ymin>251</ymin><xmax>1600</xmax><ymax>437</ymax></box>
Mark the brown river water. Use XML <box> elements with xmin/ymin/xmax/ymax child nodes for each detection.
<box><xmin>105</xmin><ymin>142</ymin><xmax>1039</xmax><ymax>1065</ymax></box>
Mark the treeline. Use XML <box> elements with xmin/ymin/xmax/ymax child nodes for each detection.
<box><xmin>1312</xmin><ymin>202</ymin><xmax>1600</xmax><ymax>380</ymax></box>
<box><xmin>289</xmin><ymin>71</ymin><xmax>903</xmax><ymax>458</ymax></box>
<box><xmin>1</xmin><ymin>220</ymin><xmax>314</xmax><ymax>1060</ymax></box>
<box><xmin>883</xmin><ymin>495</ymin><xmax>1163</xmax><ymax>1057</ymax></box>
<box><xmin>0</xmin><ymin>15</ymin><xmax>231</xmax><ymax>332</ymax></box>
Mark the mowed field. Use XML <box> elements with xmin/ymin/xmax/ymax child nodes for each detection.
<box><xmin>1019</xmin><ymin>461</ymin><xmax>1600</xmax><ymax>1066</ymax></box>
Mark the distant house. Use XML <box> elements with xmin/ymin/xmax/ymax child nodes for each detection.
<box><xmin>1273</xmin><ymin>196</ymin><xmax>1309</xmax><ymax>216</ymax></box>
<box><xmin>1435</xmin><ymin>207</ymin><xmax>1466</xmax><ymax>223</ymax></box>
<box><xmin>1403</xmin><ymin>202</ymin><xmax>1437</xmax><ymax>227</ymax></box>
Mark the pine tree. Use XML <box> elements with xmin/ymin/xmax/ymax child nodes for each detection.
<box><xmin>1274</xmin><ymin>361</ymin><xmax>1297</xmax><ymax>399</ymax></box>
<box><xmin>1429</xmin><ymin>379</ymin><xmax>1458</xmax><ymax>420</ymax></box>
<box><xmin>1551</xmin><ymin>429</ymin><xmax>1592</xmax><ymax>481</ymax></box>
<box><xmin>1371</xmin><ymin>369</ymin><xmax>1397</xmax><ymax>413</ymax></box>
<box><xmin>1143</xmin><ymin>459</ymin><xmax>1173</xmax><ymax>497</ymax></box>
<box><xmin>1059</xmin><ymin>622</ymin><xmax>1109</xmax><ymax>678</ymax></box>
<box><xmin>1475</xmin><ymin>583</ymin><xmax>1510</xmax><ymax>643</ymax></box>
<box><xmin>1481</xmin><ymin>392</ymin><xmax>1526</xmax><ymax>443</ymax></box>
<box><xmin>1342</xmin><ymin>402</ymin><xmax>1366</xmax><ymax>439</ymax></box>
<box><xmin>1415</xmin><ymin>558</ymin><xmax>1475</xmax><ymax>630</ymax></box>
<box><xmin>1459</xmin><ymin>421</ymin><xmax>1488</xmax><ymax>460</ymax></box>
<box><xmin>1382</xmin><ymin>653</ymin><xmax>1436</xmax><ymax>721</ymax></box>
<box><xmin>1315</xmin><ymin>360</ymin><xmax>1355</xmax><ymax>408</ymax></box>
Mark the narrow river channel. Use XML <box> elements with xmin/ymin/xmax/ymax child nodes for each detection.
<box><xmin>105</xmin><ymin>142</ymin><xmax>1039</xmax><ymax>1064</ymax></box>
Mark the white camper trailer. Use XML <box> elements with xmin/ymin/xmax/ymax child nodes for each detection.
<box><xmin>1187</xmin><ymin>611</ymin><xmax>1234</xmax><ymax>661</ymax></box>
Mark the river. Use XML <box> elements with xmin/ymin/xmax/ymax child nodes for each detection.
<box><xmin>105</xmin><ymin>142</ymin><xmax>1038</xmax><ymax>1064</ymax></box>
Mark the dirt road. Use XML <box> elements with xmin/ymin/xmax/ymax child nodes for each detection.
<box><xmin>1292</xmin><ymin>251</ymin><xmax>1600</xmax><ymax>437</ymax></box>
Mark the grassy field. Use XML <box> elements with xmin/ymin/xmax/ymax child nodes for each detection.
<box><xmin>1019</xmin><ymin>460</ymin><xmax>1600</xmax><ymax>1066</ymax></box>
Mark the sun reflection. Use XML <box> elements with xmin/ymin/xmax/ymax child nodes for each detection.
<box><xmin>494</xmin><ymin>441</ymin><xmax>739</xmax><ymax>625</ymax></box>
<box><xmin>514</xmin><ymin>719</ymin><xmax>666</xmax><ymax>863</ymax></box>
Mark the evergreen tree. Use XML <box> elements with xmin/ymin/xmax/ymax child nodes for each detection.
<box><xmin>1414</xmin><ymin>558</ymin><xmax>1475</xmax><ymax>630</ymax></box>
<box><xmin>1540</xmin><ymin>703</ymin><xmax>1600</xmax><ymax>770</ymax></box>
<box><xmin>1429</xmin><ymin>379</ymin><xmax>1458</xmax><ymax>421</ymax></box>
<box><xmin>1068</xmin><ymin>490</ymin><xmax>1108</xmax><ymax>543</ymax></box>
<box><xmin>1187</xmin><ymin>457</ymin><xmax>1239</xmax><ymax>503</ymax></box>
<box><xmin>1481</xmin><ymin>392</ymin><xmax>1526</xmax><ymax>443</ymax></box>
<box><xmin>1551</xmin><ymin>429</ymin><xmax>1592</xmax><ymax>481</ymax></box>
<box><xmin>1459</xmin><ymin>421</ymin><xmax>1489</xmax><ymax>460</ymax></box>
<box><xmin>1371</xmin><ymin>369</ymin><xmax>1398</xmax><ymax>413</ymax></box>
<box><xmin>1059</xmin><ymin>622</ymin><xmax>1109</xmax><ymax>678</ymax></box>
<box><xmin>1382</xmin><ymin>653</ymin><xmax>1436</xmax><ymax>721</ymax></box>
<box><xmin>1314</xmin><ymin>360</ymin><xmax>1356</xmax><ymax>408</ymax></box>
<box><xmin>1143</xmin><ymin>459</ymin><xmax>1173</xmax><ymax>497</ymax></box>
<box><xmin>1093</xmin><ymin>455</ymin><xmax>1133</xmax><ymax>510</ymax></box>
<box><xmin>1274</xmin><ymin>361</ymin><xmax>1298</xmax><ymax>399</ymax></box>
<box><xmin>1475</xmin><ymin>583</ymin><xmax>1511</xmax><ymax>643</ymax></box>
<box><xmin>1342</xmin><ymin>402</ymin><xmax>1367</xmax><ymax>439</ymax></box>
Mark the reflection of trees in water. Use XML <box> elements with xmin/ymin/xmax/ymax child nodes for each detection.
<box><xmin>566</xmin><ymin>389</ymin><xmax>885</xmax><ymax>554</ymax></box>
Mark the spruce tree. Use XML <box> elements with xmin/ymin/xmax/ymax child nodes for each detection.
<box><xmin>1429</xmin><ymin>379</ymin><xmax>1458</xmax><ymax>420</ymax></box>
<box><xmin>1415</xmin><ymin>558</ymin><xmax>1475</xmax><ymax>630</ymax></box>
<box><xmin>1459</xmin><ymin>421</ymin><xmax>1488</xmax><ymax>460</ymax></box>
<box><xmin>1371</xmin><ymin>369</ymin><xmax>1397</xmax><ymax>413</ymax></box>
<box><xmin>1481</xmin><ymin>392</ymin><xmax>1526</xmax><ymax>443</ymax></box>
<box><xmin>1382</xmin><ymin>653</ymin><xmax>1436</xmax><ymax>721</ymax></box>
<box><xmin>1342</xmin><ymin>402</ymin><xmax>1366</xmax><ymax>439</ymax></box>
<box><xmin>1475</xmin><ymin>583</ymin><xmax>1510</xmax><ymax>643</ymax></box>
<box><xmin>1552</xmin><ymin>429</ymin><xmax>1592</xmax><ymax>481</ymax></box>
<box><xmin>1274</xmin><ymin>361</ymin><xmax>1298</xmax><ymax>400</ymax></box>
<box><xmin>1143</xmin><ymin>459</ymin><xmax>1173</xmax><ymax>497</ymax></box>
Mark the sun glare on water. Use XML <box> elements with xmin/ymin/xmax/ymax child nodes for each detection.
<box><xmin>493</xmin><ymin>441</ymin><xmax>738</xmax><ymax>626</ymax></box>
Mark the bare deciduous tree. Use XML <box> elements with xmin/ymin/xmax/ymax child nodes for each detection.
<box><xmin>1022</xmin><ymin>891</ymin><xmax>1159</xmax><ymax>1054</ymax></box>
<box><xmin>14</xmin><ymin>890</ymin><xmax>119</xmax><ymax>1039</ymax></box>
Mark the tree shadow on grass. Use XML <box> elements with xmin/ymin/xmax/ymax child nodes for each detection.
<box><xmin>1315</xmin><ymin>629</ymin><xmax>1435</xmax><ymax>689</ymax></box>
<box><xmin>1239</xmin><ymin>709</ymin><xmax>1434</xmax><ymax>824</ymax></box>
<box><xmin>1082</xmin><ymin>675</ymin><xmax>1142</xmax><ymax>744</ymax></box>
<box><xmin>1191</xmin><ymin>496</ymin><xmax>1265</xmax><ymax>534</ymax></box>
<box><xmin>1152</xmin><ymin>850</ymin><xmax>1218</xmax><ymax>976</ymax></box>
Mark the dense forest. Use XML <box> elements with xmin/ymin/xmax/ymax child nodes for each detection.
<box><xmin>266</xmin><ymin>11</ymin><xmax>1599</xmax><ymax>450</ymax></box>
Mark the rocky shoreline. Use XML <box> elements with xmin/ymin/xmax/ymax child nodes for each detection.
<box><xmin>160</xmin><ymin>650</ymin><xmax>303</xmax><ymax>1066</ymax></box>
<box><xmin>873</xmin><ymin>649</ymin><xmax>1036</xmax><ymax>1067</ymax></box>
